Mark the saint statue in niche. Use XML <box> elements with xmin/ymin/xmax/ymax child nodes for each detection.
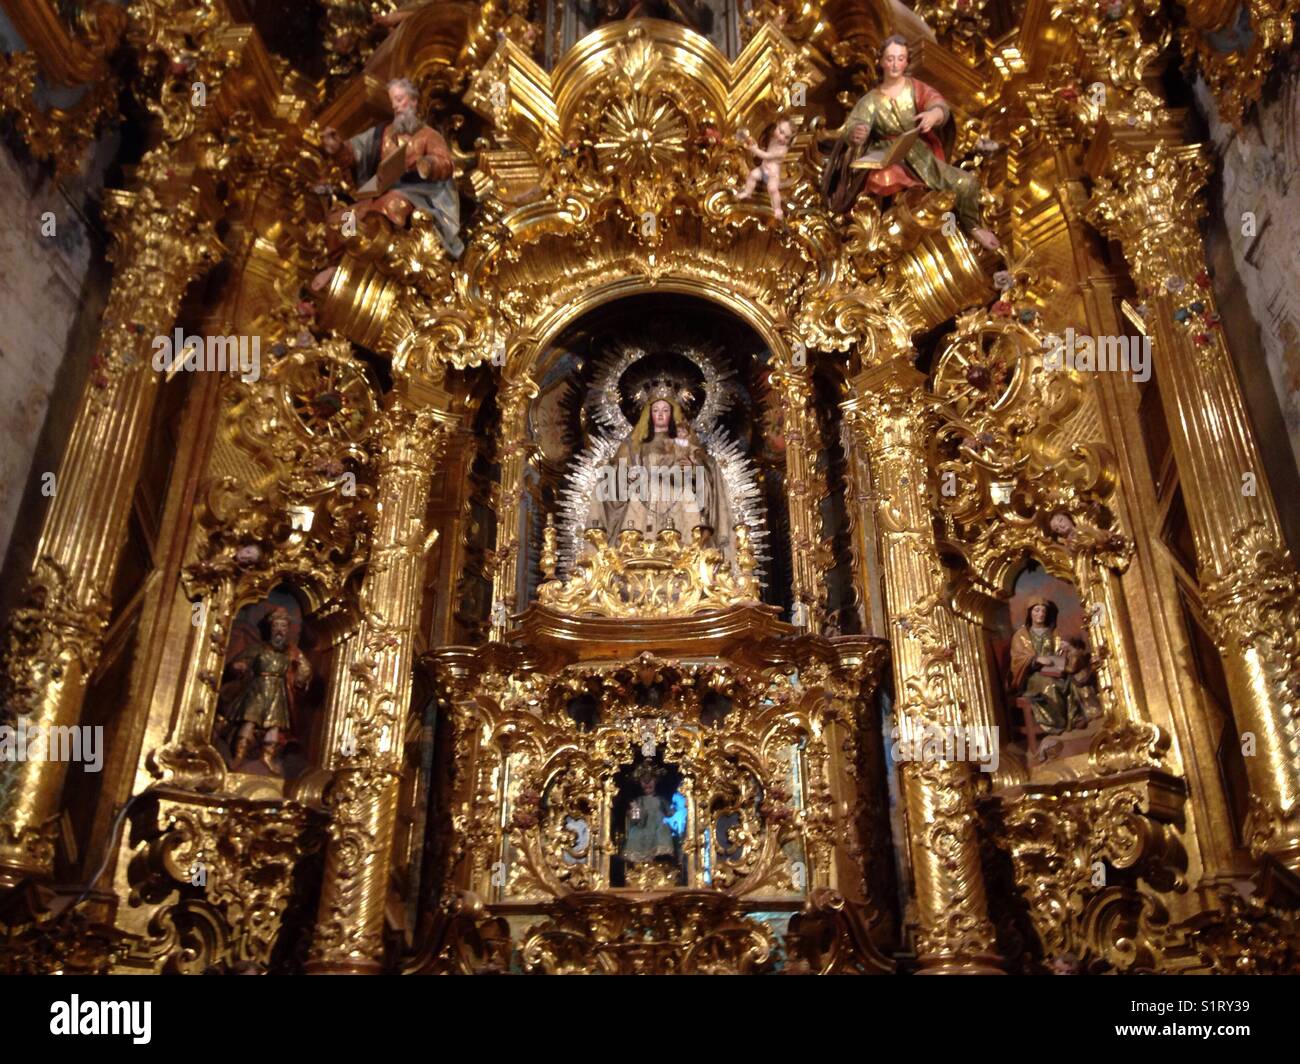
<box><xmin>623</xmin><ymin>762</ymin><xmax>676</xmax><ymax>863</ymax></box>
<box><xmin>219</xmin><ymin>604</ymin><xmax>313</xmax><ymax>776</ymax></box>
<box><xmin>588</xmin><ymin>379</ymin><xmax>736</xmax><ymax>562</ymax></box>
<box><xmin>820</xmin><ymin>34</ymin><xmax>1000</xmax><ymax>251</ymax></box>
<box><xmin>1007</xmin><ymin>597</ymin><xmax>1094</xmax><ymax>735</ymax></box>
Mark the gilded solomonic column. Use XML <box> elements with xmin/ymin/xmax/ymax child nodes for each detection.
<box><xmin>1089</xmin><ymin>140</ymin><xmax>1300</xmax><ymax>873</ymax></box>
<box><xmin>843</xmin><ymin>360</ymin><xmax>1003</xmax><ymax>974</ymax></box>
<box><xmin>307</xmin><ymin>392</ymin><xmax>456</xmax><ymax>974</ymax></box>
<box><xmin>0</xmin><ymin>177</ymin><xmax>219</xmax><ymax>884</ymax></box>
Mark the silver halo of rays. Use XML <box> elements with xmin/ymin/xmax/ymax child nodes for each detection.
<box><xmin>698</xmin><ymin>426</ymin><xmax>770</xmax><ymax>580</ymax></box>
<box><xmin>555</xmin><ymin>432</ymin><xmax>622</xmax><ymax>574</ymax></box>
<box><xmin>556</xmin><ymin>347</ymin><xmax>769</xmax><ymax>585</ymax></box>
<box><xmin>584</xmin><ymin>339</ymin><xmax>739</xmax><ymax>438</ymax></box>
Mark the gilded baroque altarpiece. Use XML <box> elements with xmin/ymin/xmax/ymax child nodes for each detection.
<box><xmin>1</xmin><ymin>0</ymin><xmax>1299</xmax><ymax>975</ymax></box>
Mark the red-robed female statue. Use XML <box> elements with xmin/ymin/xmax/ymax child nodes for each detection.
<box><xmin>821</xmin><ymin>34</ymin><xmax>1000</xmax><ymax>251</ymax></box>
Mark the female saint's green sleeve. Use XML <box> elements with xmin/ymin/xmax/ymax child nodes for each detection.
<box><xmin>842</xmin><ymin>92</ymin><xmax>877</xmax><ymax>140</ymax></box>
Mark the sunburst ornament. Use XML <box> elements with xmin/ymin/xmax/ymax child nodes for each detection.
<box><xmin>595</xmin><ymin>94</ymin><xmax>688</xmax><ymax>176</ymax></box>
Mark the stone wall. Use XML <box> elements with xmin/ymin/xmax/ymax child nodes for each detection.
<box><xmin>0</xmin><ymin>132</ymin><xmax>113</xmax><ymax>614</ymax></box>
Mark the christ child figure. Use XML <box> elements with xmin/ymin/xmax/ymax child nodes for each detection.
<box><xmin>738</xmin><ymin>118</ymin><xmax>795</xmax><ymax>221</ymax></box>
<box><xmin>674</xmin><ymin>424</ymin><xmax>691</xmax><ymax>454</ymax></box>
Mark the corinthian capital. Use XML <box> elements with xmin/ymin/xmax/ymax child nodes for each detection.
<box><xmin>1086</xmin><ymin>142</ymin><xmax>1214</xmax><ymax>289</ymax></box>
<box><xmin>373</xmin><ymin>402</ymin><xmax>456</xmax><ymax>473</ymax></box>
<box><xmin>105</xmin><ymin>184</ymin><xmax>221</xmax><ymax>296</ymax></box>
<box><xmin>843</xmin><ymin>360</ymin><xmax>928</xmax><ymax>456</ymax></box>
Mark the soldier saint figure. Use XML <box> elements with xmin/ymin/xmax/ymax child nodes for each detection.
<box><xmin>225</xmin><ymin>608</ymin><xmax>311</xmax><ymax>774</ymax></box>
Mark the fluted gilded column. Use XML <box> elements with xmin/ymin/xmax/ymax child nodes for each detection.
<box><xmin>0</xmin><ymin>180</ymin><xmax>219</xmax><ymax>883</ymax></box>
<box><xmin>946</xmin><ymin>591</ymin><xmax>1003</xmax><ymax>742</ymax></box>
<box><xmin>488</xmin><ymin>369</ymin><xmax>538</xmax><ymax>633</ymax></box>
<box><xmin>843</xmin><ymin>360</ymin><xmax>1002</xmax><ymax>974</ymax></box>
<box><xmin>307</xmin><ymin>395</ymin><xmax>454</xmax><ymax>973</ymax></box>
<box><xmin>1089</xmin><ymin>141</ymin><xmax>1300</xmax><ymax>872</ymax></box>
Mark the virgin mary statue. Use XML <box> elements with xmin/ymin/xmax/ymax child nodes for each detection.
<box><xmin>589</xmin><ymin>381</ymin><xmax>736</xmax><ymax>562</ymax></box>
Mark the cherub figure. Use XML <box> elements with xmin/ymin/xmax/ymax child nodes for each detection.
<box><xmin>1048</xmin><ymin>508</ymin><xmax>1126</xmax><ymax>592</ymax></box>
<box><xmin>737</xmin><ymin>117</ymin><xmax>795</xmax><ymax>221</ymax></box>
<box><xmin>1048</xmin><ymin>510</ymin><xmax>1123</xmax><ymax>555</ymax></box>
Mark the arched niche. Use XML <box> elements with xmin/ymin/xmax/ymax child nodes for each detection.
<box><xmin>987</xmin><ymin>558</ymin><xmax>1105</xmax><ymax>774</ymax></box>
<box><xmin>511</xmin><ymin>291</ymin><xmax>798</xmax><ymax>613</ymax></box>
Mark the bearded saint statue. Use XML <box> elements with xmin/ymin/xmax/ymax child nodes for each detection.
<box><xmin>313</xmin><ymin>77</ymin><xmax>463</xmax><ymax>291</ymax></box>
<box><xmin>588</xmin><ymin>381</ymin><xmax>736</xmax><ymax>563</ymax></box>
<box><xmin>224</xmin><ymin>607</ymin><xmax>311</xmax><ymax>773</ymax></box>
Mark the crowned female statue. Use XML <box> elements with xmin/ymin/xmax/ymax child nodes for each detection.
<box><xmin>1008</xmin><ymin>597</ymin><xmax>1089</xmax><ymax>734</ymax></box>
<box><xmin>589</xmin><ymin>379</ymin><xmax>736</xmax><ymax>562</ymax></box>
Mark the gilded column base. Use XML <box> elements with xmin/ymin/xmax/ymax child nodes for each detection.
<box><xmin>305</xmin><ymin>767</ymin><xmax>400</xmax><ymax>975</ymax></box>
<box><xmin>902</xmin><ymin>759</ymin><xmax>1004</xmax><ymax>975</ymax></box>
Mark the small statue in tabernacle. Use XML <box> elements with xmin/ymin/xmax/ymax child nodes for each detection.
<box><xmin>623</xmin><ymin>762</ymin><xmax>675</xmax><ymax>863</ymax></box>
<box><xmin>737</xmin><ymin>116</ymin><xmax>795</xmax><ymax>221</ymax></box>
<box><xmin>821</xmin><ymin>34</ymin><xmax>1000</xmax><ymax>251</ymax></box>
<box><xmin>224</xmin><ymin>608</ymin><xmax>311</xmax><ymax>773</ymax></box>
<box><xmin>314</xmin><ymin>77</ymin><xmax>463</xmax><ymax>291</ymax></box>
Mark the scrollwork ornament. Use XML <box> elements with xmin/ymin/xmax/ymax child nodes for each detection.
<box><xmin>1179</xmin><ymin>0</ymin><xmax>1300</xmax><ymax>129</ymax></box>
<box><xmin>131</xmin><ymin>795</ymin><xmax>325</xmax><ymax>972</ymax></box>
<box><xmin>0</xmin><ymin>52</ymin><xmax>121</xmax><ymax>176</ymax></box>
<box><xmin>996</xmin><ymin>778</ymin><xmax>1187</xmax><ymax>970</ymax></box>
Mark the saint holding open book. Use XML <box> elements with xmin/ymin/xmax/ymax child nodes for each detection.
<box><xmin>820</xmin><ymin>35</ymin><xmax>1000</xmax><ymax>251</ymax></box>
<box><xmin>312</xmin><ymin>77</ymin><xmax>464</xmax><ymax>291</ymax></box>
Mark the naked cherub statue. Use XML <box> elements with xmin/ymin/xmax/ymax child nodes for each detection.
<box><xmin>737</xmin><ymin>117</ymin><xmax>795</xmax><ymax>221</ymax></box>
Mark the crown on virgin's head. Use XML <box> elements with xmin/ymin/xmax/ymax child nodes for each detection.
<box><xmin>638</xmin><ymin>377</ymin><xmax>691</xmax><ymax>407</ymax></box>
